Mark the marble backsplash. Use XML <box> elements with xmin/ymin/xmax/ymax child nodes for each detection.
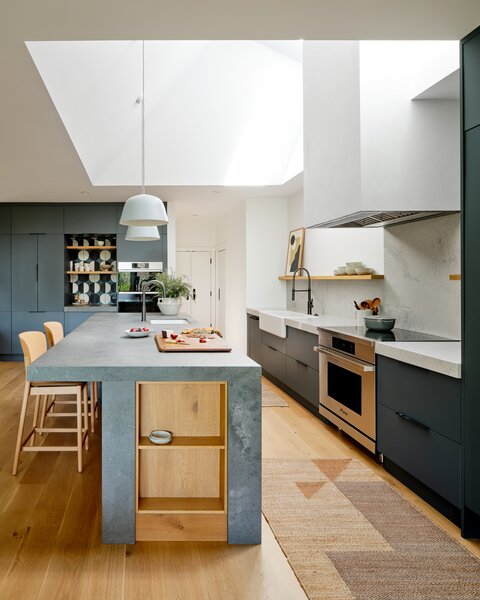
<box><xmin>287</xmin><ymin>213</ymin><xmax>461</xmax><ymax>339</ymax></box>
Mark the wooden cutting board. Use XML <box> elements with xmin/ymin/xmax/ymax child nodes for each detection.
<box><xmin>155</xmin><ymin>334</ymin><xmax>232</xmax><ymax>352</ymax></box>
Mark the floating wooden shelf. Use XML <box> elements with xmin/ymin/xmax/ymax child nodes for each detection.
<box><xmin>66</xmin><ymin>245</ymin><xmax>117</xmax><ymax>250</ymax></box>
<box><xmin>138</xmin><ymin>497</ymin><xmax>225</xmax><ymax>514</ymax></box>
<box><xmin>279</xmin><ymin>274</ymin><xmax>384</xmax><ymax>281</ymax></box>
<box><xmin>138</xmin><ymin>436</ymin><xmax>225</xmax><ymax>449</ymax></box>
<box><xmin>449</xmin><ymin>274</ymin><xmax>461</xmax><ymax>280</ymax></box>
<box><xmin>66</xmin><ymin>271</ymin><xmax>117</xmax><ymax>275</ymax></box>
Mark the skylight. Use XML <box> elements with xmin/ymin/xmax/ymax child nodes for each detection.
<box><xmin>26</xmin><ymin>40</ymin><xmax>303</xmax><ymax>186</ymax></box>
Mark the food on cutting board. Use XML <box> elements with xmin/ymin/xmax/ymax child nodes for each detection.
<box><xmin>181</xmin><ymin>327</ymin><xmax>222</xmax><ymax>338</ymax></box>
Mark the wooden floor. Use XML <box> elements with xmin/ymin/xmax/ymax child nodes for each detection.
<box><xmin>0</xmin><ymin>362</ymin><xmax>478</xmax><ymax>600</ymax></box>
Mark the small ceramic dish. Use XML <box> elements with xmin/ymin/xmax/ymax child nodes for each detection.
<box><xmin>100</xmin><ymin>263</ymin><xmax>113</xmax><ymax>271</ymax></box>
<box><xmin>364</xmin><ymin>316</ymin><xmax>396</xmax><ymax>332</ymax></box>
<box><xmin>355</xmin><ymin>267</ymin><xmax>373</xmax><ymax>275</ymax></box>
<box><xmin>346</xmin><ymin>262</ymin><xmax>363</xmax><ymax>268</ymax></box>
<box><xmin>97</xmin><ymin>240</ymin><xmax>105</xmax><ymax>246</ymax></box>
<box><xmin>337</xmin><ymin>266</ymin><xmax>347</xmax><ymax>274</ymax></box>
<box><xmin>125</xmin><ymin>328</ymin><xmax>150</xmax><ymax>338</ymax></box>
<box><xmin>149</xmin><ymin>430</ymin><xmax>172</xmax><ymax>445</ymax></box>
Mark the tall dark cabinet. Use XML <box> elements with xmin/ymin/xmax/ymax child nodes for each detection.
<box><xmin>461</xmin><ymin>26</ymin><xmax>480</xmax><ymax>538</ymax></box>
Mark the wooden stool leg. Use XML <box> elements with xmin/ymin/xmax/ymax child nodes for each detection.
<box><xmin>38</xmin><ymin>395</ymin><xmax>48</xmax><ymax>435</ymax></box>
<box><xmin>90</xmin><ymin>383</ymin><xmax>95</xmax><ymax>434</ymax></box>
<box><xmin>30</xmin><ymin>395</ymin><xmax>41</xmax><ymax>446</ymax></box>
<box><xmin>76</xmin><ymin>387</ymin><xmax>83</xmax><ymax>473</ymax></box>
<box><xmin>83</xmin><ymin>385</ymin><xmax>89</xmax><ymax>452</ymax></box>
<box><xmin>13</xmin><ymin>382</ymin><xmax>31</xmax><ymax>475</ymax></box>
<box><xmin>94</xmin><ymin>382</ymin><xmax>99</xmax><ymax>418</ymax></box>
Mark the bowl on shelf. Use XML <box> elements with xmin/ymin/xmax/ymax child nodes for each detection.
<box><xmin>337</xmin><ymin>266</ymin><xmax>347</xmax><ymax>275</ymax></box>
<box><xmin>97</xmin><ymin>240</ymin><xmax>105</xmax><ymax>247</ymax></box>
<box><xmin>364</xmin><ymin>316</ymin><xmax>396</xmax><ymax>332</ymax></box>
<box><xmin>149</xmin><ymin>430</ymin><xmax>173</xmax><ymax>445</ymax></box>
<box><xmin>346</xmin><ymin>262</ymin><xmax>363</xmax><ymax>268</ymax></box>
<box><xmin>99</xmin><ymin>263</ymin><xmax>113</xmax><ymax>272</ymax></box>
<box><xmin>355</xmin><ymin>267</ymin><xmax>373</xmax><ymax>275</ymax></box>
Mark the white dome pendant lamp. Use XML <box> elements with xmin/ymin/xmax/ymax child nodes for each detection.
<box><xmin>125</xmin><ymin>225</ymin><xmax>160</xmax><ymax>241</ymax></box>
<box><xmin>120</xmin><ymin>40</ymin><xmax>168</xmax><ymax>228</ymax></box>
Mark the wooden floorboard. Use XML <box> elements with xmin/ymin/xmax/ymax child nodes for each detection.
<box><xmin>0</xmin><ymin>362</ymin><xmax>477</xmax><ymax>600</ymax></box>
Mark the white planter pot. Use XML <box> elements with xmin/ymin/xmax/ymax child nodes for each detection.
<box><xmin>157</xmin><ymin>297</ymin><xmax>182</xmax><ymax>316</ymax></box>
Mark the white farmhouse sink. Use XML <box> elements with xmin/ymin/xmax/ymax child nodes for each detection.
<box><xmin>259</xmin><ymin>310</ymin><xmax>317</xmax><ymax>338</ymax></box>
<box><xmin>150</xmin><ymin>319</ymin><xmax>189</xmax><ymax>325</ymax></box>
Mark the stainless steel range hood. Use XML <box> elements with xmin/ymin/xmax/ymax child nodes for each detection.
<box><xmin>311</xmin><ymin>210</ymin><xmax>458</xmax><ymax>229</ymax></box>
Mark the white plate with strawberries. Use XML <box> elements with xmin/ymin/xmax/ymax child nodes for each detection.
<box><xmin>125</xmin><ymin>327</ymin><xmax>151</xmax><ymax>338</ymax></box>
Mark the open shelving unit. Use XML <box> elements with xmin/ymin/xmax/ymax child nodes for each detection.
<box><xmin>279</xmin><ymin>274</ymin><xmax>384</xmax><ymax>281</ymax></box>
<box><xmin>65</xmin><ymin>271</ymin><xmax>118</xmax><ymax>275</ymax></box>
<box><xmin>65</xmin><ymin>245</ymin><xmax>117</xmax><ymax>250</ymax></box>
<box><xmin>135</xmin><ymin>382</ymin><xmax>228</xmax><ymax>541</ymax></box>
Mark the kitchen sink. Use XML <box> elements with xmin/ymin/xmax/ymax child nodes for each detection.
<box><xmin>150</xmin><ymin>319</ymin><xmax>189</xmax><ymax>325</ymax></box>
<box><xmin>259</xmin><ymin>310</ymin><xmax>318</xmax><ymax>338</ymax></box>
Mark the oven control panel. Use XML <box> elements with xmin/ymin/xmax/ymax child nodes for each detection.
<box><xmin>332</xmin><ymin>336</ymin><xmax>355</xmax><ymax>355</ymax></box>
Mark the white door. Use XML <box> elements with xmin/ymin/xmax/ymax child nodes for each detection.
<box><xmin>175</xmin><ymin>250</ymin><xmax>214</xmax><ymax>326</ymax></box>
<box><xmin>216</xmin><ymin>249</ymin><xmax>226</xmax><ymax>334</ymax></box>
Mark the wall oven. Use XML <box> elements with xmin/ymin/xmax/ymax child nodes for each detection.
<box><xmin>117</xmin><ymin>261</ymin><xmax>164</xmax><ymax>313</ymax></box>
<box><xmin>315</xmin><ymin>330</ymin><xmax>376</xmax><ymax>453</ymax></box>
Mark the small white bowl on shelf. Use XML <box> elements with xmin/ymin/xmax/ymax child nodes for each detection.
<box><xmin>149</xmin><ymin>430</ymin><xmax>172</xmax><ymax>445</ymax></box>
<box><xmin>355</xmin><ymin>267</ymin><xmax>373</xmax><ymax>275</ymax></box>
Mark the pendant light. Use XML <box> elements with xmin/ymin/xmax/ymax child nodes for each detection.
<box><xmin>125</xmin><ymin>225</ymin><xmax>160</xmax><ymax>241</ymax></box>
<box><xmin>120</xmin><ymin>41</ymin><xmax>168</xmax><ymax>227</ymax></box>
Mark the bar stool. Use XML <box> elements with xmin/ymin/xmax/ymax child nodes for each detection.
<box><xmin>44</xmin><ymin>321</ymin><xmax>99</xmax><ymax>433</ymax></box>
<box><xmin>13</xmin><ymin>331</ymin><xmax>89</xmax><ymax>475</ymax></box>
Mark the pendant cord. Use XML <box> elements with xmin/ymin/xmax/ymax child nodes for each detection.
<box><xmin>141</xmin><ymin>39</ymin><xmax>145</xmax><ymax>195</ymax></box>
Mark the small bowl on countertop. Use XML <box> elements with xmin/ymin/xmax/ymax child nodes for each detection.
<box><xmin>364</xmin><ymin>316</ymin><xmax>396</xmax><ymax>332</ymax></box>
<box><xmin>149</xmin><ymin>430</ymin><xmax>172</xmax><ymax>445</ymax></box>
<box><xmin>125</xmin><ymin>328</ymin><xmax>151</xmax><ymax>338</ymax></box>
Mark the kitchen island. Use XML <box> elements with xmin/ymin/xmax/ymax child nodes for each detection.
<box><xmin>27</xmin><ymin>313</ymin><xmax>262</xmax><ymax>545</ymax></box>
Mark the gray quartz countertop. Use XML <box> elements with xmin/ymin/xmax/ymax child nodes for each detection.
<box><xmin>376</xmin><ymin>341</ymin><xmax>461</xmax><ymax>379</ymax></box>
<box><xmin>28</xmin><ymin>312</ymin><xmax>258</xmax><ymax>381</ymax></box>
<box><xmin>64</xmin><ymin>305</ymin><xmax>118</xmax><ymax>312</ymax></box>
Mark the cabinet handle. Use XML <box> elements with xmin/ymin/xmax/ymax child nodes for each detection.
<box><xmin>395</xmin><ymin>412</ymin><xmax>430</xmax><ymax>431</ymax></box>
<box><xmin>192</xmin><ymin>288</ymin><xmax>196</xmax><ymax>301</ymax></box>
<box><xmin>249</xmin><ymin>315</ymin><xmax>259</xmax><ymax>321</ymax></box>
<box><xmin>36</xmin><ymin>264</ymin><xmax>38</xmax><ymax>282</ymax></box>
<box><xmin>267</xmin><ymin>345</ymin><xmax>278</xmax><ymax>352</ymax></box>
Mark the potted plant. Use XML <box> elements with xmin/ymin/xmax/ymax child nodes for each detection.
<box><xmin>154</xmin><ymin>271</ymin><xmax>192</xmax><ymax>316</ymax></box>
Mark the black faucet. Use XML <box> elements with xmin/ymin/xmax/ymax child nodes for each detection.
<box><xmin>292</xmin><ymin>268</ymin><xmax>314</xmax><ymax>315</ymax></box>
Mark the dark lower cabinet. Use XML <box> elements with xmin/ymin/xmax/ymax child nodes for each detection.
<box><xmin>246</xmin><ymin>314</ymin><xmax>320</xmax><ymax>416</ymax></box>
<box><xmin>0</xmin><ymin>313</ymin><xmax>11</xmax><ymax>354</ymax></box>
<box><xmin>65</xmin><ymin>311</ymin><xmax>92</xmax><ymax>334</ymax></box>
<box><xmin>377</xmin><ymin>355</ymin><xmax>462</xmax><ymax>524</ymax></box>
<box><xmin>0</xmin><ymin>235</ymin><xmax>11</xmax><ymax>311</ymax></box>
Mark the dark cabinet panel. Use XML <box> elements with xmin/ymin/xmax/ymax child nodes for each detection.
<box><xmin>0</xmin><ymin>312</ymin><xmax>11</xmax><ymax>354</ymax></box>
<box><xmin>286</xmin><ymin>327</ymin><xmax>318</xmax><ymax>371</ymax></box>
<box><xmin>12</xmin><ymin>206</ymin><xmax>63</xmax><ymax>234</ymax></box>
<box><xmin>261</xmin><ymin>343</ymin><xmax>285</xmax><ymax>381</ymax></box>
<box><xmin>12</xmin><ymin>311</ymin><xmax>64</xmax><ymax>332</ymax></box>
<box><xmin>65</xmin><ymin>311</ymin><xmax>91</xmax><ymax>333</ymax></box>
<box><xmin>247</xmin><ymin>315</ymin><xmax>262</xmax><ymax>364</ymax></box>
<box><xmin>378</xmin><ymin>403</ymin><xmax>461</xmax><ymax>508</ymax></box>
<box><xmin>261</xmin><ymin>330</ymin><xmax>286</xmax><ymax>354</ymax></box>
<box><xmin>12</xmin><ymin>235</ymin><xmax>37</xmax><ymax>311</ymax></box>
<box><xmin>377</xmin><ymin>355</ymin><xmax>461</xmax><ymax>443</ymax></box>
<box><xmin>463</xmin><ymin>35</ymin><xmax>480</xmax><ymax>131</ymax></box>
<box><xmin>64</xmin><ymin>205</ymin><xmax>117</xmax><ymax>234</ymax></box>
<box><xmin>0</xmin><ymin>235</ymin><xmax>11</xmax><ymax>311</ymax></box>
<box><xmin>285</xmin><ymin>356</ymin><xmax>319</xmax><ymax>409</ymax></box>
<box><xmin>116</xmin><ymin>205</ymin><xmax>127</xmax><ymax>234</ymax></box>
<box><xmin>0</xmin><ymin>206</ymin><xmax>11</xmax><ymax>234</ymax></box>
<box><xmin>117</xmin><ymin>234</ymin><xmax>165</xmax><ymax>264</ymax></box>
<box><xmin>37</xmin><ymin>235</ymin><xmax>64</xmax><ymax>311</ymax></box>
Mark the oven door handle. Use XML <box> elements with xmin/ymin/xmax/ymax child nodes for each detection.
<box><xmin>313</xmin><ymin>346</ymin><xmax>375</xmax><ymax>372</ymax></box>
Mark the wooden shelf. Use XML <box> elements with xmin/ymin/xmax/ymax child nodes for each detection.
<box><xmin>449</xmin><ymin>274</ymin><xmax>461</xmax><ymax>280</ymax></box>
<box><xmin>138</xmin><ymin>436</ymin><xmax>225</xmax><ymax>449</ymax></box>
<box><xmin>66</xmin><ymin>271</ymin><xmax>117</xmax><ymax>275</ymax></box>
<box><xmin>66</xmin><ymin>245</ymin><xmax>117</xmax><ymax>250</ymax></box>
<box><xmin>138</xmin><ymin>497</ymin><xmax>225</xmax><ymax>514</ymax></box>
<box><xmin>278</xmin><ymin>274</ymin><xmax>384</xmax><ymax>281</ymax></box>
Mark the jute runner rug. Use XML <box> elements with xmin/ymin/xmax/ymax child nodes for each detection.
<box><xmin>263</xmin><ymin>458</ymin><xmax>480</xmax><ymax>600</ymax></box>
<box><xmin>262</xmin><ymin>384</ymin><xmax>289</xmax><ymax>407</ymax></box>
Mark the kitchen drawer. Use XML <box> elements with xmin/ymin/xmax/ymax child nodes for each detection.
<box><xmin>285</xmin><ymin>356</ymin><xmax>319</xmax><ymax>408</ymax></box>
<box><xmin>247</xmin><ymin>314</ymin><xmax>262</xmax><ymax>365</ymax></box>
<box><xmin>286</xmin><ymin>326</ymin><xmax>318</xmax><ymax>370</ymax></box>
<box><xmin>65</xmin><ymin>312</ymin><xmax>91</xmax><ymax>333</ymax></box>
<box><xmin>377</xmin><ymin>403</ymin><xmax>461</xmax><ymax>507</ymax></box>
<box><xmin>262</xmin><ymin>342</ymin><xmax>285</xmax><ymax>381</ymax></box>
<box><xmin>12</xmin><ymin>311</ymin><xmax>64</xmax><ymax>332</ymax></box>
<box><xmin>261</xmin><ymin>331</ymin><xmax>286</xmax><ymax>354</ymax></box>
<box><xmin>377</xmin><ymin>355</ymin><xmax>461</xmax><ymax>443</ymax></box>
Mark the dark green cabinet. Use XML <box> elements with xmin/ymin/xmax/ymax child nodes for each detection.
<box><xmin>12</xmin><ymin>206</ymin><xmax>63</xmax><ymax>234</ymax></box>
<box><xmin>0</xmin><ymin>207</ymin><xmax>11</xmax><ymax>234</ymax></box>
<box><xmin>65</xmin><ymin>311</ymin><xmax>91</xmax><ymax>334</ymax></box>
<box><xmin>0</xmin><ymin>235</ymin><xmax>11</xmax><ymax>311</ymax></box>
<box><xmin>462</xmin><ymin>25</ymin><xmax>480</xmax><ymax>537</ymax></box>
<box><xmin>64</xmin><ymin>205</ymin><xmax>117</xmax><ymax>234</ymax></box>
<box><xmin>0</xmin><ymin>313</ymin><xmax>11</xmax><ymax>354</ymax></box>
<box><xmin>12</xmin><ymin>234</ymin><xmax>64</xmax><ymax>312</ymax></box>
<box><xmin>117</xmin><ymin>231</ymin><xmax>167</xmax><ymax>264</ymax></box>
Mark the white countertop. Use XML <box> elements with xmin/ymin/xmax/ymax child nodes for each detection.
<box><xmin>375</xmin><ymin>341</ymin><xmax>461</xmax><ymax>379</ymax></box>
<box><xmin>246</xmin><ymin>307</ymin><xmax>355</xmax><ymax>335</ymax></box>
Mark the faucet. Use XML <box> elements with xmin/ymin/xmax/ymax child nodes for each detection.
<box><xmin>141</xmin><ymin>279</ymin><xmax>166</xmax><ymax>322</ymax></box>
<box><xmin>292</xmin><ymin>268</ymin><xmax>314</xmax><ymax>315</ymax></box>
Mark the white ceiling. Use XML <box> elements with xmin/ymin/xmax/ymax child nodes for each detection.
<box><xmin>0</xmin><ymin>0</ymin><xmax>479</xmax><ymax>206</ymax></box>
<box><xmin>26</xmin><ymin>40</ymin><xmax>303</xmax><ymax>187</ymax></box>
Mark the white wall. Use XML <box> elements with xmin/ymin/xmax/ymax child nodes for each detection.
<box><xmin>215</xmin><ymin>203</ymin><xmax>247</xmax><ymax>352</ymax></box>
<box><xmin>176</xmin><ymin>216</ymin><xmax>217</xmax><ymax>248</ymax></box>
<box><xmin>166</xmin><ymin>200</ymin><xmax>176</xmax><ymax>272</ymax></box>
<box><xmin>245</xmin><ymin>197</ymin><xmax>288</xmax><ymax>309</ymax></box>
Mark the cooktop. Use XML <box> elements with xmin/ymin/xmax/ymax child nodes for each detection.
<box><xmin>324</xmin><ymin>326</ymin><xmax>458</xmax><ymax>343</ymax></box>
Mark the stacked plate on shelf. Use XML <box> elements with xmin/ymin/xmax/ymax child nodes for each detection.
<box><xmin>334</xmin><ymin>262</ymin><xmax>374</xmax><ymax>276</ymax></box>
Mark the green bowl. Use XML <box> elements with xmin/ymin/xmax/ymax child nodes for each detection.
<box><xmin>364</xmin><ymin>317</ymin><xmax>396</xmax><ymax>332</ymax></box>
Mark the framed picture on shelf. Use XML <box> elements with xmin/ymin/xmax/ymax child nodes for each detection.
<box><xmin>285</xmin><ymin>228</ymin><xmax>305</xmax><ymax>275</ymax></box>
